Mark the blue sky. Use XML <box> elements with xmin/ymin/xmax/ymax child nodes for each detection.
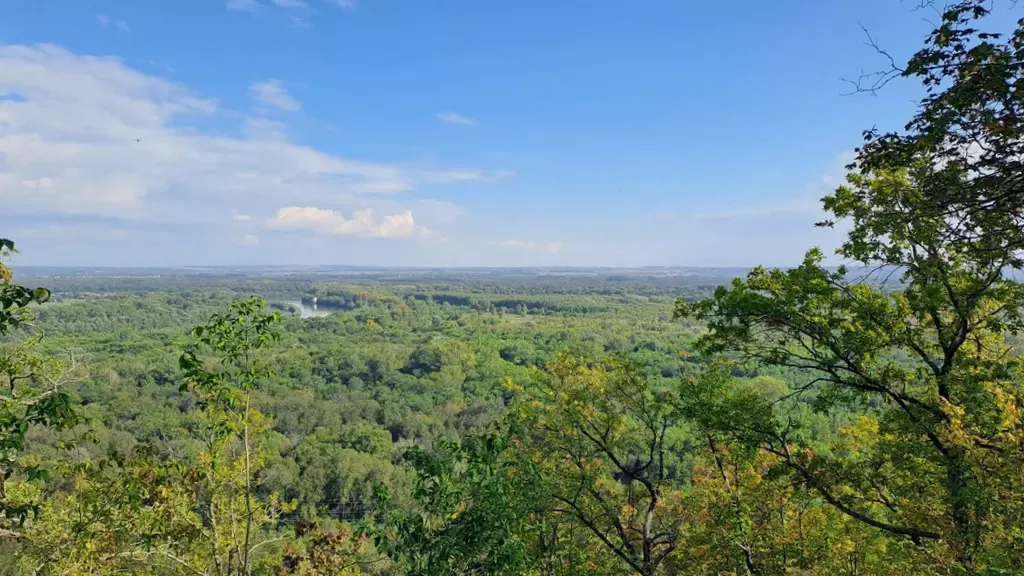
<box><xmin>0</xmin><ymin>0</ymin><xmax>953</xmax><ymax>266</ymax></box>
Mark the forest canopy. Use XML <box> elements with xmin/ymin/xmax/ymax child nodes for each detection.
<box><xmin>4</xmin><ymin>1</ymin><xmax>1024</xmax><ymax>575</ymax></box>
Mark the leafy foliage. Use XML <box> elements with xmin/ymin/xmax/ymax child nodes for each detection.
<box><xmin>510</xmin><ymin>353</ymin><xmax>689</xmax><ymax>576</ymax></box>
<box><xmin>7</xmin><ymin>6</ymin><xmax>1024</xmax><ymax>571</ymax></box>
<box><xmin>678</xmin><ymin>4</ymin><xmax>1024</xmax><ymax>569</ymax></box>
<box><xmin>373</xmin><ymin>435</ymin><xmax>538</xmax><ymax>576</ymax></box>
<box><xmin>0</xmin><ymin>239</ymin><xmax>78</xmax><ymax>542</ymax></box>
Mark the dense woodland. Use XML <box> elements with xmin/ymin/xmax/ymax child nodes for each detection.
<box><xmin>5</xmin><ymin>1</ymin><xmax>1024</xmax><ymax>574</ymax></box>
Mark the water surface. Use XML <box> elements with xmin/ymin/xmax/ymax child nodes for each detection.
<box><xmin>284</xmin><ymin>300</ymin><xmax>333</xmax><ymax>319</ymax></box>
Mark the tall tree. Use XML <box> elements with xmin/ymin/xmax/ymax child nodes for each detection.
<box><xmin>678</xmin><ymin>2</ymin><xmax>1024</xmax><ymax>568</ymax></box>
<box><xmin>174</xmin><ymin>296</ymin><xmax>290</xmax><ymax>576</ymax></box>
<box><xmin>0</xmin><ymin>238</ymin><xmax>79</xmax><ymax>543</ymax></box>
<box><xmin>13</xmin><ymin>297</ymin><xmax>343</xmax><ymax>576</ymax></box>
<box><xmin>510</xmin><ymin>353</ymin><xmax>687</xmax><ymax>576</ymax></box>
<box><xmin>843</xmin><ymin>0</ymin><xmax>1024</xmax><ymax>254</ymax></box>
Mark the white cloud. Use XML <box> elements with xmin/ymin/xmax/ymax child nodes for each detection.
<box><xmin>243</xmin><ymin>116</ymin><xmax>288</xmax><ymax>140</ymax></box>
<box><xmin>288</xmin><ymin>15</ymin><xmax>313</xmax><ymax>28</ymax></box>
<box><xmin>0</xmin><ymin>44</ymin><xmax>505</xmax><ymax>228</ymax></box>
<box><xmin>227</xmin><ymin>0</ymin><xmax>260</xmax><ymax>12</ymax></box>
<box><xmin>250</xmin><ymin>79</ymin><xmax>300</xmax><ymax>111</ymax></box>
<box><xmin>377</xmin><ymin>211</ymin><xmax>418</xmax><ymax>238</ymax></box>
<box><xmin>233</xmin><ymin>214</ymin><xmax>253</xmax><ymax>221</ymax></box>
<box><xmin>234</xmin><ymin>233</ymin><xmax>261</xmax><ymax>246</ymax></box>
<box><xmin>96</xmin><ymin>14</ymin><xmax>129</xmax><ymax>31</ymax></box>
<box><xmin>499</xmin><ymin>240</ymin><xmax>564</xmax><ymax>253</ymax></box>
<box><xmin>436</xmin><ymin>112</ymin><xmax>477</xmax><ymax>127</ymax></box>
<box><xmin>267</xmin><ymin>206</ymin><xmax>433</xmax><ymax>238</ymax></box>
<box><xmin>230</xmin><ymin>0</ymin><xmax>352</xmax><ymax>20</ymax></box>
<box><xmin>405</xmin><ymin>198</ymin><xmax>465</xmax><ymax>223</ymax></box>
<box><xmin>417</xmin><ymin>169</ymin><xmax>514</xmax><ymax>184</ymax></box>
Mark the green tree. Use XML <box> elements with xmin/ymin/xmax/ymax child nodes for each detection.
<box><xmin>14</xmin><ymin>297</ymin><xmax>322</xmax><ymax>576</ymax></box>
<box><xmin>679</xmin><ymin>120</ymin><xmax>1024</xmax><ymax>574</ymax></box>
<box><xmin>679</xmin><ymin>366</ymin><xmax>922</xmax><ymax>575</ymax></box>
<box><xmin>509</xmin><ymin>353</ymin><xmax>687</xmax><ymax>576</ymax></box>
<box><xmin>373</xmin><ymin>435</ymin><xmax>540</xmax><ymax>576</ymax></box>
<box><xmin>847</xmin><ymin>0</ymin><xmax>1024</xmax><ymax>254</ymax></box>
<box><xmin>678</xmin><ymin>3</ymin><xmax>1024</xmax><ymax>571</ymax></box>
<box><xmin>0</xmin><ymin>239</ymin><xmax>79</xmax><ymax>543</ymax></box>
<box><xmin>174</xmin><ymin>296</ymin><xmax>291</xmax><ymax>576</ymax></box>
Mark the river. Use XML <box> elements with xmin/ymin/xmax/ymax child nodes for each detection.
<box><xmin>283</xmin><ymin>300</ymin><xmax>334</xmax><ymax>319</ymax></box>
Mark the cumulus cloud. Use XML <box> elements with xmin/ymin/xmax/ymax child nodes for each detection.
<box><xmin>249</xmin><ymin>79</ymin><xmax>300</xmax><ymax>111</ymax></box>
<box><xmin>499</xmin><ymin>240</ymin><xmax>564</xmax><ymax>253</ymax></box>
<box><xmin>436</xmin><ymin>112</ymin><xmax>477</xmax><ymax>127</ymax></box>
<box><xmin>267</xmin><ymin>206</ymin><xmax>433</xmax><ymax>238</ymax></box>
<box><xmin>0</xmin><ymin>44</ymin><xmax>505</xmax><ymax>229</ymax></box>
<box><xmin>233</xmin><ymin>214</ymin><xmax>253</xmax><ymax>221</ymax></box>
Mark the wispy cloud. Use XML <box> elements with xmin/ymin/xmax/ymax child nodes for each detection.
<box><xmin>417</xmin><ymin>169</ymin><xmax>514</xmax><ymax>184</ymax></box>
<box><xmin>288</xmin><ymin>14</ymin><xmax>313</xmax><ymax>28</ymax></box>
<box><xmin>96</xmin><ymin>14</ymin><xmax>130</xmax><ymax>31</ymax></box>
<box><xmin>233</xmin><ymin>214</ymin><xmax>253</xmax><ymax>222</ymax></box>
<box><xmin>0</xmin><ymin>44</ymin><xmax>507</xmax><ymax>232</ymax></box>
<box><xmin>7</xmin><ymin>223</ymin><xmax>131</xmax><ymax>242</ymax></box>
<box><xmin>234</xmin><ymin>234</ymin><xmax>261</xmax><ymax>246</ymax></box>
<box><xmin>436</xmin><ymin>112</ymin><xmax>478</xmax><ymax>127</ymax></box>
<box><xmin>243</xmin><ymin>117</ymin><xmax>289</xmax><ymax>141</ymax></box>
<box><xmin>660</xmin><ymin>152</ymin><xmax>854</xmax><ymax>223</ymax></box>
<box><xmin>267</xmin><ymin>206</ymin><xmax>433</xmax><ymax>238</ymax></box>
<box><xmin>618</xmin><ymin>152</ymin><xmax>854</xmax><ymax>267</ymax></box>
<box><xmin>499</xmin><ymin>240</ymin><xmax>564</xmax><ymax>254</ymax></box>
<box><xmin>229</xmin><ymin>0</ymin><xmax>352</xmax><ymax>20</ymax></box>
<box><xmin>227</xmin><ymin>0</ymin><xmax>260</xmax><ymax>12</ymax></box>
<box><xmin>250</xmin><ymin>79</ymin><xmax>301</xmax><ymax>111</ymax></box>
